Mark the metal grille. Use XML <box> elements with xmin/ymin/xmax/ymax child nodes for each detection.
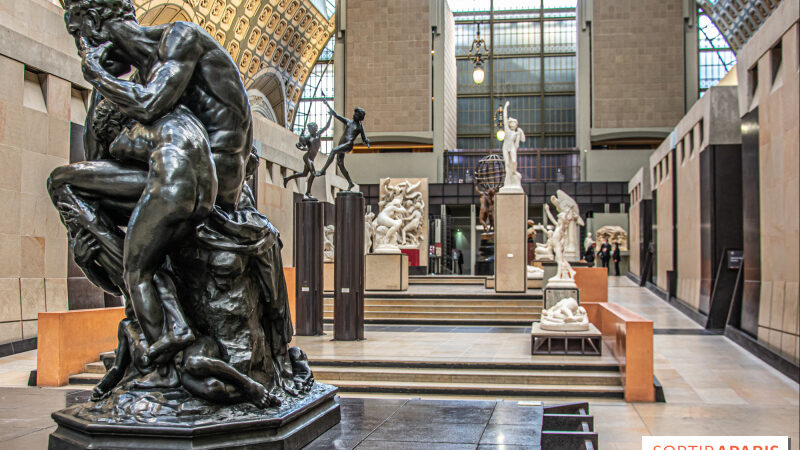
<box><xmin>292</xmin><ymin>39</ymin><xmax>335</xmax><ymax>153</ymax></box>
<box><xmin>444</xmin><ymin>149</ymin><xmax>580</xmax><ymax>183</ymax></box>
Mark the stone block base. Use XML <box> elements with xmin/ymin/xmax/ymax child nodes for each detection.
<box><xmin>365</xmin><ymin>253</ymin><xmax>408</xmax><ymax>291</ymax></box>
<box><xmin>531</xmin><ymin>323</ymin><xmax>602</xmax><ymax>355</ymax></box>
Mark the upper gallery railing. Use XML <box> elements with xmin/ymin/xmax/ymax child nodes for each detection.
<box><xmin>444</xmin><ymin>148</ymin><xmax>580</xmax><ymax>183</ymax></box>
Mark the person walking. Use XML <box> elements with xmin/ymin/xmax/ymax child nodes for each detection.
<box><xmin>612</xmin><ymin>243</ymin><xmax>621</xmax><ymax>276</ymax></box>
<box><xmin>599</xmin><ymin>239</ymin><xmax>611</xmax><ymax>270</ymax></box>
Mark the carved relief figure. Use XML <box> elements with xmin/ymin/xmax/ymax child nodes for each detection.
<box><xmin>596</xmin><ymin>225</ymin><xmax>628</xmax><ymax>251</ymax></box>
<box><xmin>372</xmin><ymin>198</ymin><xmax>405</xmax><ymax>253</ymax></box>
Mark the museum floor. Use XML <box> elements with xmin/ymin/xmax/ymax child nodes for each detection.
<box><xmin>0</xmin><ymin>277</ymin><xmax>797</xmax><ymax>449</ymax></box>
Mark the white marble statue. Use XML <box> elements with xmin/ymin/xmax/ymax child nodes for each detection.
<box><xmin>549</xmin><ymin>190</ymin><xmax>585</xmax><ymax>261</ymax></box>
<box><xmin>584</xmin><ymin>231</ymin><xmax>594</xmax><ymax>251</ymax></box>
<box><xmin>534</xmin><ymin>224</ymin><xmax>554</xmax><ymax>261</ymax></box>
<box><xmin>364</xmin><ymin>211</ymin><xmax>375</xmax><ymax>254</ymax></box>
<box><xmin>323</xmin><ymin>225</ymin><xmax>335</xmax><ymax>262</ymax></box>
<box><xmin>499</xmin><ymin>101</ymin><xmax>525</xmax><ymax>193</ymax></box>
<box><xmin>544</xmin><ymin>190</ymin><xmax>584</xmax><ymax>288</ymax></box>
<box><xmin>527</xmin><ymin>265</ymin><xmax>544</xmax><ymax>279</ymax></box>
<box><xmin>372</xmin><ymin>198</ymin><xmax>405</xmax><ymax>253</ymax></box>
<box><xmin>378</xmin><ymin>179</ymin><xmax>426</xmax><ymax>249</ymax></box>
<box><xmin>539</xmin><ymin>297</ymin><xmax>589</xmax><ymax>331</ymax></box>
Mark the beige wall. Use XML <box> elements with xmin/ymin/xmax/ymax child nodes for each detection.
<box><xmin>653</xmin><ymin>153</ymin><xmax>673</xmax><ymax>292</ymax></box>
<box><xmin>591</xmin><ymin>0</ymin><xmax>685</xmax><ymax>129</ymax></box>
<box><xmin>674</xmin><ymin>131</ymin><xmax>702</xmax><ymax>310</ymax></box>
<box><xmin>344</xmin><ymin>0</ymin><xmax>431</xmax><ymax>133</ymax></box>
<box><xmin>628</xmin><ymin>189</ymin><xmax>641</xmax><ymax>277</ymax></box>
<box><xmin>737</xmin><ymin>12</ymin><xmax>800</xmax><ymax>363</ymax></box>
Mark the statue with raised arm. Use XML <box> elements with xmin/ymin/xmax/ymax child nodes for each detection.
<box><xmin>284</xmin><ymin>114</ymin><xmax>333</xmax><ymax>200</ymax></box>
<box><xmin>315</xmin><ymin>94</ymin><xmax>368</xmax><ymax>190</ymax></box>
<box><xmin>47</xmin><ymin>1</ymin><xmax>333</xmax><ymax>443</ymax></box>
<box><xmin>499</xmin><ymin>101</ymin><xmax>525</xmax><ymax>193</ymax></box>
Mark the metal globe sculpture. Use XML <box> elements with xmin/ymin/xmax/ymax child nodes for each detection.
<box><xmin>474</xmin><ymin>154</ymin><xmax>505</xmax><ymax>192</ymax></box>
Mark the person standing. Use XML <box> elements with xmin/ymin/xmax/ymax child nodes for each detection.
<box><xmin>457</xmin><ymin>250</ymin><xmax>464</xmax><ymax>274</ymax></box>
<box><xmin>612</xmin><ymin>243</ymin><xmax>621</xmax><ymax>276</ymax></box>
<box><xmin>584</xmin><ymin>243</ymin><xmax>596</xmax><ymax>265</ymax></box>
<box><xmin>599</xmin><ymin>239</ymin><xmax>611</xmax><ymax>270</ymax></box>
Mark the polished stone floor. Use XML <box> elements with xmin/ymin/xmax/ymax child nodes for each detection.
<box><xmin>0</xmin><ymin>277</ymin><xmax>797</xmax><ymax>449</ymax></box>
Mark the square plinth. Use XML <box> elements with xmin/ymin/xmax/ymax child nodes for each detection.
<box><xmin>494</xmin><ymin>192</ymin><xmax>527</xmax><ymax>293</ymax></box>
<box><xmin>531</xmin><ymin>322</ymin><xmax>602</xmax><ymax>355</ymax></box>
<box><xmin>323</xmin><ymin>261</ymin><xmax>334</xmax><ymax>292</ymax></box>
<box><xmin>365</xmin><ymin>253</ymin><xmax>408</xmax><ymax>291</ymax></box>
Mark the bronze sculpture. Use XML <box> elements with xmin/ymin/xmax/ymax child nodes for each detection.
<box><xmin>314</xmin><ymin>95</ymin><xmax>369</xmax><ymax>190</ymax></box>
<box><xmin>46</xmin><ymin>2</ymin><xmax>335</xmax><ymax>445</ymax></box>
<box><xmin>283</xmin><ymin>114</ymin><xmax>333</xmax><ymax>200</ymax></box>
<box><xmin>475</xmin><ymin>181</ymin><xmax>496</xmax><ymax>233</ymax></box>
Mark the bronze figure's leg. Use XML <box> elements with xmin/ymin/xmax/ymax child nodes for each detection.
<box><xmin>336</xmin><ymin>152</ymin><xmax>355</xmax><ymax>190</ymax></box>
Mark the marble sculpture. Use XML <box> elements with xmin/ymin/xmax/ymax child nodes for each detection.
<box><xmin>499</xmin><ymin>101</ymin><xmax>525</xmax><ymax>193</ymax></box>
<box><xmin>539</xmin><ymin>297</ymin><xmax>589</xmax><ymax>331</ymax></box>
<box><xmin>544</xmin><ymin>190</ymin><xmax>584</xmax><ymax>287</ymax></box>
<box><xmin>375</xmin><ymin>179</ymin><xmax>425</xmax><ymax>250</ymax></box>
<box><xmin>323</xmin><ymin>225</ymin><xmax>335</xmax><ymax>262</ymax></box>
<box><xmin>596</xmin><ymin>225</ymin><xmax>628</xmax><ymax>251</ymax></box>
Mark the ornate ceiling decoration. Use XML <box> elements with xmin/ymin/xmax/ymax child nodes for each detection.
<box><xmin>134</xmin><ymin>0</ymin><xmax>335</xmax><ymax>127</ymax></box>
<box><xmin>698</xmin><ymin>0</ymin><xmax>782</xmax><ymax>52</ymax></box>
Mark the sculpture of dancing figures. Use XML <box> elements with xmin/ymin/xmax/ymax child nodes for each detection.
<box><xmin>315</xmin><ymin>93</ymin><xmax>369</xmax><ymax>190</ymax></box>
<box><xmin>499</xmin><ymin>101</ymin><xmax>525</xmax><ymax>193</ymax></box>
<box><xmin>283</xmin><ymin>113</ymin><xmax>333</xmax><ymax>200</ymax></box>
<box><xmin>401</xmin><ymin>199</ymin><xmax>424</xmax><ymax>245</ymax></box>
<box><xmin>372</xmin><ymin>198</ymin><xmax>405</xmax><ymax>253</ymax></box>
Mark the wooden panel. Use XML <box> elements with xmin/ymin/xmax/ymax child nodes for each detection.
<box><xmin>284</xmin><ymin>267</ymin><xmax>296</xmax><ymax>329</ymax></box>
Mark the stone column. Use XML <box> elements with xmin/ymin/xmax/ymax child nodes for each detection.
<box><xmin>494</xmin><ymin>191</ymin><xmax>527</xmax><ymax>293</ymax></box>
<box><xmin>294</xmin><ymin>199</ymin><xmax>324</xmax><ymax>336</ymax></box>
<box><xmin>334</xmin><ymin>192</ymin><xmax>365</xmax><ymax>340</ymax></box>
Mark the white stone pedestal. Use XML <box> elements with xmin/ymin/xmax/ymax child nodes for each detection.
<box><xmin>494</xmin><ymin>191</ymin><xmax>527</xmax><ymax>293</ymax></box>
<box><xmin>365</xmin><ymin>253</ymin><xmax>408</xmax><ymax>291</ymax></box>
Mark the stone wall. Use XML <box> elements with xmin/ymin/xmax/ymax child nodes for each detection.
<box><xmin>344</xmin><ymin>0</ymin><xmax>431</xmax><ymax>133</ymax></box>
<box><xmin>652</xmin><ymin>152</ymin><xmax>673</xmax><ymax>292</ymax></box>
<box><xmin>591</xmin><ymin>0</ymin><xmax>685</xmax><ymax>129</ymax></box>
<box><xmin>674</xmin><ymin>129</ymin><xmax>702</xmax><ymax>311</ymax></box>
<box><xmin>736</xmin><ymin>3</ymin><xmax>799</xmax><ymax>363</ymax></box>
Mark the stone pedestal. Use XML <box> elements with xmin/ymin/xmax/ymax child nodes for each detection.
<box><xmin>365</xmin><ymin>253</ymin><xmax>409</xmax><ymax>291</ymax></box>
<box><xmin>494</xmin><ymin>192</ymin><xmax>527</xmax><ymax>293</ymax></box>
<box><xmin>531</xmin><ymin>323</ymin><xmax>602</xmax><ymax>355</ymax></box>
<box><xmin>323</xmin><ymin>262</ymin><xmax>334</xmax><ymax>292</ymax></box>
<box><xmin>295</xmin><ymin>199</ymin><xmax>324</xmax><ymax>336</ymax></box>
<box><xmin>334</xmin><ymin>191</ymin><xmax>365</xmax><ymax>341</ymax></box>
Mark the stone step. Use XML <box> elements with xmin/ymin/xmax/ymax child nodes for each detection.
<box><xmin>322</xmin><ymin>310</ymin><xmax>540</xmax><ymax>320</ymax></box>
<box><xmin>69</xmin><ymin>372</ymin><xmax>103</xmax><ymax>385</ymax></box>
<box><xmin>323</xmin><ymin>298</ymin><xmax>543</xmax><ymax>307</ymax></box>
<box><xmin>324</xmin><ymin>291</ymin><xmax>543</xmax><ymax>300</ymax></box>
<box><xmin>323</xmin><ymin>304</ymin><xmax>541</xmax><ymax>313</ymax></box>
<box><xmin>409</xmin><ymin>276</ymin><xmax>486</xmax><ymax>285</ymax></box>
<box><xmin>84</xmin><ymin>361</ymin><xmax>107</xmax><ymax>374</ymax></box>
<box><xmin>325</xmin><ymin>379</ymin><xmax>624</xmax><ymax>398</ymax></box>
<box><xmin>311</xmin><ymin>366</ymin><xmax>621</xmax><ymax>386</ymax></box>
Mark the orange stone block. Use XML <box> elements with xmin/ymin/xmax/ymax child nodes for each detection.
<box><xmin>574</xmin><ymin>267</ymin><xmax>608</xmax><ymax>302</ymax></box>
<box><xmin>37</xmin><ymin>307</ymin><xmax>126</xmax><ymax>387</ymax></box>
<box><xmin>582</xmin><ymin>302</ymin><xmax>654</xmax><ymax>402</ymax></box>
<box><xmin>284</xmin><ymin>266</ymin><xmax>296</xmax><ymax>329</ymax></box>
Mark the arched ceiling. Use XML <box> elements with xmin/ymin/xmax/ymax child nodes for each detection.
<box><xmin>134</xmin><ymin>0</ymin><xmax>336</xmax><ymax>127</ymax></box>
<box><xmin>698</xmin><ymin>0</ymin><xmax>782</xmax><ymax>52</ymax></box>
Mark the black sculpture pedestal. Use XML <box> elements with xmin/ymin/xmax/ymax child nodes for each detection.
<box><xmin>333</xmin><ymin>191</ymin><xmax>364</xmax><ymax>341</ymax></box>
<box><xmin>295</xmin><ymin>199</ymin><xmax>324</xmax><ymax>336</ymax></box>
<box><xmin>49</xmin><ymin>383</ymin><xmax>340</xmax><ymax>449</ymax></box>
<box><xmin>475</xmin><ymin>232</ymin><xmax>495</xmax><ymax>276</ymax></box>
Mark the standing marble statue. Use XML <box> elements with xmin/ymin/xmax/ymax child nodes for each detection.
<box><xmin>550</xmin><ymin>190</ymin><xmax>585</xmax><ymax>261</ymax></box>
<box><xmin>584</xmin><ymin>231</ymin><xmax>595</xmax><ymax>251</ymax></box>
<box><xmin>499</xmin><ymin>101</ymin><xmax>525</xmax><ymax>193</ymax></box>
<box><xmin>45</xmin><ymin>1</ymin><xmax>327</xmax><ymax>442</ymax></box>
<box><xmin>323</xmin><ymin>225</ymin><xmax>335</xmax><ymax>262</ymax></box>
<box><xmin>544</xmin><ymin>191</ymin><xmax>584</xmax><ymax>287</ymax></box>
<box><xmin>364</xmin><ymin>211</ymin><xmax>375</xmax><ymax>254</ymax></box>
